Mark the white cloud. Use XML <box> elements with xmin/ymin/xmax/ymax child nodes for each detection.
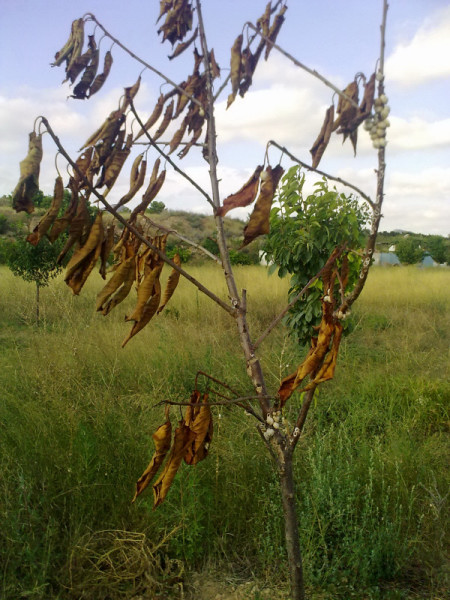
<box><xmin>386</xmin><ymin>6</ymin><xmax>450</xmax><ymax>86</ymax></box>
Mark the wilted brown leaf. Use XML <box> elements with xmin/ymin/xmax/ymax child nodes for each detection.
<box><xmin>227</xmin><ymin>34</ymin><xmax>243</xmax><ymax>109</ymax></box>
<box><xmin>27</xmin><ymin>176</ymin><xmax>64</xmax><ymax>246</ymax></box>
<box><xmin>122</xmin><ymin>279</ymin><xmax>161</xmax><ymax>347</ymax></box>
<box><xmin>184</xmin><ymin>395</ymin><xmax>213</xmax><ymax>466</ymax></box>
<box><xmin>241</xmin><ymin>165</ymin><xmax>284</xmax><ymax>247</ymax></box>
<box><xmin>157</xmin><ymin>253</ymin><xmax>181</xmax><ymax>314</ymax></box>
<box><xmin>217</xmin><ymin>166</ymin><xmax>263</xmax><ymax>218</ymax></box>
<box><xmin>153</xmin><ymin>419</ymin><xmax>196</xmax><ymax>509</ymax></box>
<box><xmin>12</xmin><ymin>132</ymin><xmax>43</xmax><ymax>214</ymax></box>
<box><xmin>310</xmin><ymin>105</ymin><xmax>334</xmax><ymax>169</ymax></box>
<box><xmin>64</xmin><ymin>212</ymin><xmax>104</xmax><ymax>295</ymax></box>
<box><xmin>132</xmin><ymin>417</ymin><xmax>172</xmax><ymax>503</ymax></box>
<box><xmin>88</xmin><ymin>50</ymin><xmax>114</xmax><ymax>98</ymax></box>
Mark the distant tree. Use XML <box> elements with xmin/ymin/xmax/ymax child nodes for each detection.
<box><xmin>426</xmin><ymin>235</ymin><xmax>447</xmax><ymax>264</ymax></box>
<box><xmin>396</xmin><ymin>237</ymin><xmax>424</xmax><ymax>265</ymax></box>
<box><xmin>148</xmin><ymin>200</ymin><xmax>166</xmax><ymax>214</ymax></box>
<box><xmin>6</xmin><ymin>234</ymin><xmax>65</xmax><ymax>324</ymax></box>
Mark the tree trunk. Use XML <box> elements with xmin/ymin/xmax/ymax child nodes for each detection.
<box><xmin>36</xmin><ymin>282</ymin><xmax>40</xmax><ymax>326</ymax></box>
<box><xmin>279</xmin><ymin>448</ymin><xmax>306</xmax><ymax>600</ymax></box>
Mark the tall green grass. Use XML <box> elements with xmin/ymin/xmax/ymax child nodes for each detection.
<box><xmin>0</xmin><ymin>265</ymin><xmax>448</xmax><ymax>599</ymax></box>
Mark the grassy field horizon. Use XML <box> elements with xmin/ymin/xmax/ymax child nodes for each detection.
<box><xmin>0</xmin><ymin>264</ymin><xmax>448</xmax><ymax>599</ymax></box>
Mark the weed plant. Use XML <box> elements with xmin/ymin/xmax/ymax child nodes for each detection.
<box><xmin>0</xmin><ymin>265</ymin><xmax>448</xmax><ymax>598</ymax></box>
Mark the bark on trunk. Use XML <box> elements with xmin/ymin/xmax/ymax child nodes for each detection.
<box><xmin>279</xmin><ymin>449</ymin><xmax>306</xmax><ymax>600</ymax></box>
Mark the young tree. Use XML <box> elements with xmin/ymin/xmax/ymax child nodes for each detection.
<box><xmin>10</xmin><ymin>2</ymin><xmax>390</xmax><ymax>597</ymax></box>
<box><xmin>396</xmin><ymin>236</ymin><xmax>424</xmax><ymax>265</ymax></box>
<box><xmin>6</xmin><ymin>234</ymin><xmax>64</xmax><ymax>324</ymax></box>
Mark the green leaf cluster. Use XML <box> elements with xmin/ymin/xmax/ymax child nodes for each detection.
<box><xmin>6</xmin><ymin>235</ymin><xmax>66</xmax><ymax>287</ymax></box>
<box><xmin>263</xmin><ymin>165</ymin><xmax>369</xmax><ymax>345</ymax></box>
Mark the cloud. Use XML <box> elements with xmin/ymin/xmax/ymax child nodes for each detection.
<box><xmin>386</xmin><ymin>6</ymin><xmax>450</xmax><ymax>86</ymax></box>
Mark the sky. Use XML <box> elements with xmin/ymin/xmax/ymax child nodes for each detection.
<box><xmin>0</xmin><ymin>0</ymin><xmax>449</xmax><ymax>236</ymax></box>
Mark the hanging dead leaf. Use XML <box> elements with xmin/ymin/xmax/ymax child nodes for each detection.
<box><xmin>12</xmin><ymin>132</ymin><xmax>43</xmax><ymax>213</ymax></box>
<box><xmin>264</xmin><ymin>4</ymin><xmax>287</xmax><ymax>60</ymax></box>
<box><xmin>64</xmin><ymin>212</ymin><xmax>104</xmax><ymax>295</ymax></box>
<box><xmin>64</xmin><ymin>35</ymin><xmax>95</xmax><ymax>85</ymax></box>
<box><xmin>217</xmin><ymin>166</ymin><xmax>263</xmax><ymax>218</ymax></box>
<box><xmin>277</xmin><ymin>298</ymin><xmax>337</xmax><ymax>406</ymax></box>
<box><xmin>27</xmin><ymin>176</ymin><xmax>64</xmax><ymax>246</ymax></box>
<box><xmin>184</xmin><ymin>395</ymin><xmax>213</xmax><ymax>465</ymax></box>
<box><xmin>132</xmin><ymin>417</ymin><xmax>172</xmax><ymax>503</ymax></box>
<box><xmin>157</xmin><ymin>253</ymin><xmax>181</xmax><ymax>313</ymax></box>
<box><xmin>99</xmin><ymin>223</ymin><xmax>115</xmax><ymax>279</ymax></box>
<box><xmin>122</xmin><ymin>279</ymin><xmax>162</xmax><ymax>347</ymax></box>
<box><xmin>168</xmin><ymin>118</ymin><xmax>188</xmax><ymax>154</ymax></box>
<box><xmin>168</xmin><ymin>26</ymin><xmax>198</xmax><ymax>59</ymax></box>
<box><xmin>135</xmin><ymin>94</ymin><xmax>165</xmax><ymax>141</ymax></box>
<box><xmin>52</xmin><ymin>18</ymin><xmax>84</xmax><ymax>68</ymax></box>
<box><xmin>153</xmin><ymin>99</ymin><xmax>174</xmax><ymax>141</ymax></box>
<box><xmin>126</xmin><ymin>264</ymin><xmax>163</xmax><ymax>323</ymax></box>
<box><xmin>88</xmin><ymin>50</ymin><xmax>114</xmax><ymax>97</ymax></box>
<box><xmin>333</xmin><ymin>80</ymin><xmax>359</xmax><ymax>133</ymax></box>
<box><xmin>47</xmin><ymin>181</ymin><xmax>79</xmax><ymax>242</ymax></box>
<box><xmin>209</xmin><ymin>49</ymin><xmax>221</xmax><ymax>79</ymax></box>
<box><xmin>227</xmin><ymin>34</ymin><xmax>243</xmax><ymax>109</ymax></box>
<box><xmin>310</xmin><ymin>104</ymin><xmax>334</xmax><ymax>169</ymax></box>
<box><xmin>71</xmin><ymin>39</ymin><xmax>99</xmax><ymax>99</ymax></box>
<box><xmin>241</xmin><ymin>165</ymin><xmax>284</xmax><ymax>247</ymax></box>
<box><xmin>153</xmin><ymin>419</ymin><xmax>196</xmax><ymax>509</ymax></box>
<box><xmin>96</xmin><ymin>255</ymin><xmax>136</xmax><ymax>313</ymax></box>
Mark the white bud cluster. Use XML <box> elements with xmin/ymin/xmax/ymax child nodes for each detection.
<box><xmin>363</xmin><ymin>93</ymin><xmax>390</xmax><ymax>150</ymax></box>
<box><xmin>323</xmin><ymin>295</ymin><xmax>332</xmax><ymax>303</ymax></box>
<box><xmin>336</xmin><ymin>309</ymin><xmax>351</xmax><ymax>321</ymax></box>
<box><xmin>263</xmin><ymin>410</ymin><xmax>287</xmax><ymax>440</ymax></box>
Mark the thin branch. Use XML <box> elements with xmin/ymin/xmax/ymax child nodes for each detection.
<box><xmin>246</xmin><ymin>22</ymin><xmax>360</xmax><ymax>109</ymax></box>
<box><xmin>40</xmin><ymin>116</ymin><xmax>236</xmax><ymax>317</ymax></box>
<box><xmin>196</xmin><ymin>0</ymin><xmax>271</xmax><ymax>417</ymax></box>
<box><xmin>83</xmin><ymin>13</ymin><xmax>203</xmax><ymax>109</ymax></box>
<box><xmin>127</xmin><ymin>98</ymin><xmax>214</xmax><ymax>208</ymax></box>
<box><xmin>156</xmin><ymin>397</ymin><xmax>263</xmax><ymax>408</ymax></box>
<box><xmin>339</xmin><ymin>0</ymin><xmax>389</xmax><ymax>314</ymax></box>
<box><xmin>141</xmin><ymin>215</ymin><xmax>222</xmax><ymax>264</ymax></box>
<box><xmin>268</xmin><ymin>141</ymin><xmax>375</xmax><ymax>210</ymax></box>
<box><xmin>254</xmin><ymin>245</ymin><xmax>346</xmax><ymax>350</ymax></box>
<box><xmin>195</xmin><ymin>370</ymin><xmax>240</xmax><ymax>397</ymax></box>
<box><xmin>291</xmin><ymin>386</ymin><xmax>316</xmax><ymax>450</ymax></box>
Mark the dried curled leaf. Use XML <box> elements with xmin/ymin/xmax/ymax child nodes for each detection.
<box><xmin>277</xmin><ymin>297</ymin><xmax>340</xmax><ymax>406</ymax></box>
<box><xmin>52</xmin><ymin>18</ymin><xmax>84</xmax><ymax>68</ymax></box>
<box><xmin>168</xmin><ymin>26</ymin><xmax>198</xmax><ymax>59</ymax></box>
<box><xmin>96</xmin><ymin>255</ymin><xmax>136</xmax><ymax>314</ymax></box>
<box><xmin>122</xmin><ymin>278</ymin><xmax>161</xmax><ymax>347</ymax></box>
<box><xmin>153</xmin><ymin>419</ymin><xmax>195</xmax><ymax>509</ymax></box>
<box><xmin>64</xmin><ymin>212</ymin><xmax>104</xmax><ymax>295</ymax></box>
<box><xmin>158</xmin><ymin>0</ymin><xmax>194</xmax><ymax>46</ymax></box>
<box><xmin>27</xmin><ymin>176</ymin><xmax>64</xmax><ymax>246</ymax></box>
<box><xmin>310</xmin><ymin>105</ymin><xmax>335</xmax><ymax>169</ymax></box>
<box><xmin>99</xmin><ymin>223</ymin><xmax>115</xmax><ymax>279</ymax></box>
<box><xmin>135</xmin><ymin>94</ymin><xmax>165</xmax><ymax>141</ymax></box>
<box><xmin>132</xmin><ymin>417</ymin><xmax>172</xmax><ymax>503</ymax></box>
<box><xmin>88</xmin><ymin>50</ymin><xmax>113</xmax><ymax>97</ymax></box>
<box><xmin>157</xmin><ymin>253</ymin><xmax>181</xmax><ymax>314</ymax></box>
<box><xmin>12</xmin><ymin>132</ymin><xmax>43</xmax><ymax>213</ymax></box>
<box><xmin>217</xmin><ymin>166</ymin><xmax>263</xmax><ymax>218</ymax></box>
<box><xmin>184</xmin><ymin>395</ymin><xmax>213</xmax><ymax>466</ymax></box>
<box><xmin>241</xmin><ymin>165</ymin><xmax>284</xmax><ymax>247</ymax></box>
<box><xmin>126</xmin><ymin>264</ymin><xmax>163</xmax><ymax>323</ymax></box>
<box><xmin>264</xmin><ymin>4</ymin><xmax>287</xmax><ymax>60</ymax></box>
<box><xmin>153</xmin><ymin>99</ymin><xmax>174</xmax><ymax>141</ymax></box>
<box><xmin>64</xmin><ymin>35</ymin><xmax>95</xmax><ymax>85</ymax></box>
<box><xmin>71</xmin><ymin>39</ymin><xmax>99</xmax><ymax>99</ymax></box>
<box><xmin>227</xmin><ymin>34</ymin><xmax>243</xmax><ymax>109</ymax></box>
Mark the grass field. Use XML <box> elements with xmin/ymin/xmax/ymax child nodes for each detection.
<box><xmin>0</xmin><ymin>264</ymin><xmax>448</xmax><ymax>599</ymax></box>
